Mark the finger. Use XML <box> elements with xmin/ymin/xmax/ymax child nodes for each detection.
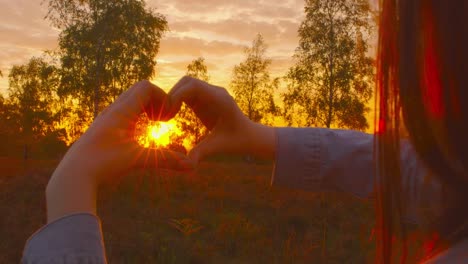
<box><xmin>94</xmin><ymin>86</ymin><xmax>135</xmax><ymax>121</ymax></box>
<box><xmin>115</xmin><ymin>85</ymin><xmax>136</xmax><ymax>105</ymax></box>
<box><xmin>167</xmin><ymin>77</ymin><xmax>199</xmax><ymax>117</ymax></box>
<box><xmin>115</xmin><ymin>80</ymin><xmax>171</xmax><ymax>121</ymax></box>
<box><xmin>188</xmin><ymin>132</ymin><xmax>226</xmax><ymax>164</ymax></box>
<box><xmin>170</xmin><ymin>83</ymin><xmax>193</xmax><ymax>113</ymax></box>
<box><xmin>167</xmin><ymin>76</ymin><xmax>198</xmax><ymax>99</ymax></box>
<box><xmin>168</xmin><ymin>76</ymin><xmax>215</xmax><ymax>114</ymax></box>
<box><xmin>173</xmin><ymin>84</ymin><xmax>225</xmax><ymax>130</ymax></box>
<box><xmin>130</xmin><ymin>80</ymin><xmax>170</xmax><ymax>120</ymax></box>
<box><xmin>170</xmin><ymin>79</ymin><xmax>218</xmax><ymax>127</ymax></box>
<box><xmin>132</xmin><ymin>147</ymin><xmax>195</xmax><ymax>171</ymax></box>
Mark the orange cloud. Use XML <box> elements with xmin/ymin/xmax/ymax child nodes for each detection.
<box><xmin>1</xmin><ymin>0</ymin><xmax>306</xmax><ymax>95</ymax></box>
<box><xmin>160</xmin><ymin>36</ymin><xmax>245</xmax><ymax>56</ymax></box>
<box><xmin>0</xmin><ymin>1</ymin><xmax>57</xmax><ymax>95</ymax></box>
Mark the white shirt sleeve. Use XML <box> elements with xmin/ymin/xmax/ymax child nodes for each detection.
<box><xmin>272</xmin><ymin>127</ymin><xmax>444</xmax><ymax>225</ymax></box>
<box><xmin>22</xmin><ymin>213</ymin><xmax>107</xmax><ymax>264</ymax></box>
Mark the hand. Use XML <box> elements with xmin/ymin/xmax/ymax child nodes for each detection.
<box><xmin>168</xmin><ymin>76</ymin><xmax>276</xmax><ymax>164</ymax></box>
<box><xmin>46</xmin><ymin>80</ymin><xmax>192</xmax><ymax>223</ymax></box>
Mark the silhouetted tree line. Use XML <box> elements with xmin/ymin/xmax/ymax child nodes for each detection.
<box><xmin>1</xmin><ymin>0</ymin><xmax>168</xmax><ymax>159</ymax></box>
<box><xmin>0</xmin><ymin>0</ymin><xmax>375</xmax><ymax>159</ymax></box>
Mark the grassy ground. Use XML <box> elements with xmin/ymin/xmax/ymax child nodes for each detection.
<box><xmin>1</xmin><ymin>156</ymin><xmax>426</xmax><ymax>263</ymax></box>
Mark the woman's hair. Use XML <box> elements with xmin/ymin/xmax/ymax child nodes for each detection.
<box><xmin>376</xmin><ymin>0</ymin><xmax>468</xmax><ymax>263</ymax></box>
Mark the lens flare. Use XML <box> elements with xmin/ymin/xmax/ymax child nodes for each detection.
<box><xmin>149</xmin><ymin>122</ymin><xmax>173</xmax><ymax>146</ymax></box>
<box><xmin>136</xmin><ymin>120</ymin><xmax>181</xmax><ymax>148</ymax></box>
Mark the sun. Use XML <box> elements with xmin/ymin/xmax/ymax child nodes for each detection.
<box><xmin>136</xmin><ymin>120</ymin><xmax>181</xmax><ymax>148</ymax></box>
<box><xmin>148</xmin><ymin>122</ymin><xmax>173</xmax><ymax>146</ymax></box>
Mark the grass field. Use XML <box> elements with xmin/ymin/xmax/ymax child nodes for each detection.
<box><xmin>0</xmin><ymin>156</ymin><xmax>427</xmax><ymax>263</ymax></box>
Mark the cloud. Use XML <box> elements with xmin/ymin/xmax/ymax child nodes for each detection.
<box><xmin>161</xmin><ymin>0</ymin><xmax>303</xmax><ymax>57</ymax></box>
<box><xmin>148</xmin><ymin>0</ymin><xmax>260</xmax><ymax>16</ymax></box>
<box><xmin>149</xmin><ymin>0</ymin><xmax>304</xmax><ymax>46</ymax></box>
<box><xmin>153</xmin><ymin>57</ymin><xmax>232</xmax><ymax>90</ymax></box>
<box><xmin>171</xmin><ymin>0</ymin><xmax>258</xmax><ymax>14</ymax></box>
<box><xmin>0</xmin><ymin>0</ymin><xmax>58</xmax><ymax>95</ymax></box>
<box><xmin>159</xmin><ymin>36</ymin><xmax>245</xmax><ymax>57</ymax></box>
<box><xmin>0</xmin><ymin>0</ymin><xmax>58</xmax><ymax>48</ymax></box>
<box><xmin>1</xmin><ymin>0</ymin><xmax>306</xmax><ymax>95</ymax></box>
<box><xmin>148</xmin><ymin>0</ymin><xmax>304</xmax><ymax>19</ymax></box>
<box><xmin>270</xmin><ymin>56</ymin><xmax>295</xmax><ymax>76</ymax></box>
<box><xmin>171</xmin><ymin>19</ymin><xmax>283</xmax><ymax>43</ymax></box>
<box><xmin>0</xmin><ymin>25</ymin><xmax>58</xmax><ymax>50</ymax></box>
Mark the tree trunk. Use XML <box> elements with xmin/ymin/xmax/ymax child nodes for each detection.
<box><xmin>327</xmin><ymin>63</ymin><xmax>334</xmax><ymax>128</ymax></box>
<box><xmin>248</xmin><ymin>64</ymin><xmax>257</xmax><ymax>121</ymax></box>
<box><xmin>326</xmin><ymin>10</ymin><xmax>335</xmax><ymax>129</ymax></box>
<box><xmin>93</xmin><ymin>81</ymin><xmax>100</xmax><ymax>119</ymax></box>
<box><xmin>93</xmin><ymin>38</ymin><xmax>103</xmax><ymax>119</ymax></box>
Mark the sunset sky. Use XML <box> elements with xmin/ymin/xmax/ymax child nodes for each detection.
<box><xmin>0</xmin><ymin>0</ymin><xmax>377</xmax><ymax>131</ymax></box>
<box><xmin>0</xmin><ymin>0</ymin><xmax>306</xmax><ymax>95</ymax></box>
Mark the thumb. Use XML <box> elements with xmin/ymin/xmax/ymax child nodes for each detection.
<box><xmin>130</xmin><ymin>146</ymin><xmax>195</xmax><ymax>171</ymax></box>
<box><xmin>188</xmin><ymin>132</ymin><xmax>227</xmax><ymax>164</ymax></box>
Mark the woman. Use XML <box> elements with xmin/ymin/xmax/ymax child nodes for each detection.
<box><xmin>22</xmin><ymin>0</ymin><xmax>468</xmax><ymax>263</ymax></box>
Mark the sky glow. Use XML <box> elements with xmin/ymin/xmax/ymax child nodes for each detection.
<box><xmin>0</xmin><ymin>0</ymin><xmax>305</xmax><ymax>94</ymax></box>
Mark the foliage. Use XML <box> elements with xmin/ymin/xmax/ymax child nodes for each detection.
<box><xmin>186</xmin><ymin>57</ymin><xmax>210</xmax><ymax>82</ymax></box>
<box><xmin>0</xmin><ymin>95</ymin><xmax>21</xmax><ymax>155</ymax></box>
<box><xmin>231</xmin><ymin>34</ymin><xmax>279</xmax><ymax>125</ymax></box>
<box><xmin>1</xmin><ymin>159</ymin><xmax>389</xmax><ymax>263</ymax></box>
<box><xmin>282</xmin><ymin>0</ymin><xmax>374</xmax><ymax>130</ymax></box>
<box><xmin>46</xmin><ymin>0</ymin><xmax>168</xmax><ymax>119</ymax></box>
<box><xmin>54</xmin><ymin>96</ymin><xmax>94</xmax><ymax>145</ymax></box>
<box><xmin>4</xmin><ymin>57</ymin><xmax>66</xmax><ymax>158</ymax></box>
<box><xmin>0</xmin><ymin>94</ymin><xmax>18</xmax><ymax>138</ymax></box>
<box><xmin>37</xmin><ymin>129</ymin><xmax>68</xmax><ymax>159</ymax></box>
<box><xmin>173</xmin><ymin>57</ymin><xmax>210</xmax><ymax>148</ymax></box>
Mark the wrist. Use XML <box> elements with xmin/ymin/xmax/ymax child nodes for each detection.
<box><xmin>246</xmin><ymin>121</ymin><xmax>276</xmax><ymax>160</ymax></box>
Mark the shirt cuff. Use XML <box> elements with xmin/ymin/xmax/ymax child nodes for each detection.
<box><xmin>272</xmin><ymin>127</ymin><xmax>324</xmax><ymax>191</ymax></box>
<box><xmin>22</xmin><ymin>213</ymin><xmax>106</xmax><ymax>263</ymax></box>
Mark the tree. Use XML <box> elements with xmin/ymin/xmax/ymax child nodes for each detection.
<box><xmin>173</xmin><ymin>57</ymin><xmax>210</xmax><ymax>148</ymax></box>
<box><xmin>282</xmin><ymin>0</ymin><xmax>374</xmax><ymax>130</ymax></box>
<box><xmin>186</xmin><ymin>57</ymin><xmax>210</xmax><ymax>82</ymax></box>
<box><xmin>0</xmin><ymin>94</ymin><xmax>18</xmax><ymax>155</ymax></box>
<box><xmin>46</xmin><ymin>0</ymin><xmax>168</xmax><ymax>119</ymax></box>
<box><xmin>7</xmin><ymin>57</ymin><xmax>62</xmax><ymax>158</ymax></box>
<box><xmin>0</xmin><ymin>93</ymin><xmax>20</xmax><ymax>145</ymax></box>
<box><xmin>231</xmin><ymin>34</ymin><xmax>279</xmax><ymax>125</ymax></box>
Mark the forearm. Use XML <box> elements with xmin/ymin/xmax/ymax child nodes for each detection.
<box><xmin>46</xmin><ymin>155</ymin><xmax>98</xmax><ymax>223</ymax></box>
<box><xmin>246</xmin><ymin>122</ymin><xmax>277</xmax><ymax>160</ymax></box>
